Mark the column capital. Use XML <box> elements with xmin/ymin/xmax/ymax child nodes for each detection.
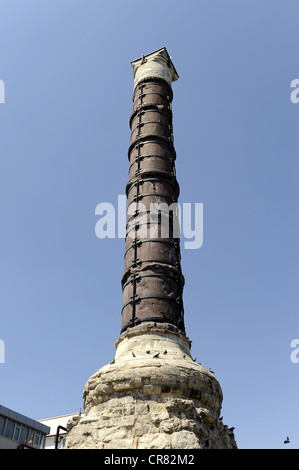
<box><xmin>131</xmin><ymin>47</ymin><xmax>179</xmax><ymax>90</ymax></box>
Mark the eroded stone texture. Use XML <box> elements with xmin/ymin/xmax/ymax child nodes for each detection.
<box><xmin>65</xmin><ymin>328</ymin><xmax>237</xmax><ymax>449</ymax></box>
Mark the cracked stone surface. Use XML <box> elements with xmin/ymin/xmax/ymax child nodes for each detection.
<box><xmin>65</xmin><ymin>327</ymin><xmax>237</xmax><ymax>449</ymax></box>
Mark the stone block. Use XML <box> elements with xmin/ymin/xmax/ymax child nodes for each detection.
<box><xmin>123</xmin><ymin>404</ymin><xmax>135</xmax><ymax>416</ymax></box>
<box><xmin>104</xmin><ymin>438</ymin><xmax>137</xmax><ymax>449</ymax></box>
<box><xmin>171</xmin><ymin>430</ymin><xmax>202</xmax><ymax>449</ymax></box>
<box><xmin>160</xmin><ymin>417</ymin><xmax>181</xmax><ymax>433</ymax></box>
<box><xmin>143</xmin><ymin>385</ymin><xmax>162</xmax><ymax>395</ymax></box>
<box><xmin>139</xmin><ymin>433</ymin><xmax>171</xmax><ymax>449</ymax></box>
<box><xmin>136</xmin><ymin>403</ymin><xmax>149</xmax><ymax>415</ymax></box>
<box><xmin>133</xmin><ymin>423</ymin><xmax>157</xmax><ymax>437</ymax></box>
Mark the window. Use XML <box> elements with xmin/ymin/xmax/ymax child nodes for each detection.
<box><xmin>40</xmin><ymin>434</ymin><xmax>45</xmax><ymax>449</ymax></box>
<box><xmin>0</xmin><ymin>416</ymin><xmax>6</xmax><ymax>435</ymax></box>
<box><xmin>27</xmin><ymin>428</ymin><xmax>34</xmax><ymax>447</ymax></box>
<box><xmin>20</xmin><ymin>425</ymin><xmax>29</xmax><ymax>445</ymax></box>
<box><xmin>5</xmin><ymin>419</ymin><xmax>14</xmax><ymax>439</ymax></box>
<box><xmin>13</xmin><ymin>423</ymin><xmax>21</xmax><ymax>441</ymax></box>
<box><xmin>34</xmin><ymin>432</ymin><xmax>41</xmax><ymax>448</ymax></box>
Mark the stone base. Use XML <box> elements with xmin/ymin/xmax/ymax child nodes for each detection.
<box><xmin>65</xmin><ymin>326</ymin><xmax>237</xmax><ymax>449</ymax></box>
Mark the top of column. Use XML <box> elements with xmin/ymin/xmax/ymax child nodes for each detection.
<box><xmin>131</xmin><ymin>47</ymin><xmax>179</xmax><ymax>91</ymax></box>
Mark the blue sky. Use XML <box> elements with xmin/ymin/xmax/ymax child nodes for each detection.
<box><xmin>0</xmin><ymin>0</ymin><xmax>298</xmax><ymax>449</ymax></box>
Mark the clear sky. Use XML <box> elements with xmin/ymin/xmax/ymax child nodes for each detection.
<box><xmin>0</xmin><ymin>0</ymin><xmax>298</xmax><ymax>450</ymax></box>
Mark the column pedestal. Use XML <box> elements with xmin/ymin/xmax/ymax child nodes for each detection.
<box><xmin>65</xmin><ymin>325</ymin><xmax>237</xmax><ymax>449</ymax></box>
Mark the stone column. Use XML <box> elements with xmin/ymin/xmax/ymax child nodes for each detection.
<box><xmin>65</xmin><ymin>48</ymin><xmax>237</xmax><ymax>450</ymax></box>
<box><xmin>122</xmin><ymin>48</ymin><xmax>184</xmax><ymax>336</ymax></box>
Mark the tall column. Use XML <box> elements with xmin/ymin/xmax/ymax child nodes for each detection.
<box><xmin>122</xmin><ymin>48</ymin><xmax>184</xmax><ymax>335</ymax></box>
<box><xmin>65</xmin><ymin>48</ymin><xmax>237</xmax><ymax>450</ymax></box>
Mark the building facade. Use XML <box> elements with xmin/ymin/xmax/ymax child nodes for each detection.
<box><xmin>0</xmin><ymin>405</ymin><xmax>50</xmax><ymax>449</ymax></box>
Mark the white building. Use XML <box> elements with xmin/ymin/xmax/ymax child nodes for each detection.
<box><xmin>39</xmin><ymin>412</ymin><xmax>83</xmax><ymax>449</ymax></box>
